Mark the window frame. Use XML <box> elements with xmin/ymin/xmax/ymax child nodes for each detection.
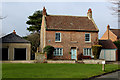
<box><xmin>54</xmin><ymin>48</ymin><xmax>63</xmax><ymax>56</ymax></box>
<box><xmin>83</xmin><ymin>48</ymin><xmax>92</xmax><ymax>56</ymax></box>
<box><xmin>85</xmin><ymin>33</ymin><xmax>91</xmax><ymax>42</ymax></box>
<box><xmin>55</xmin><ymin>32</ymin><xmax>61</xmax><ymax>42</ymax></box>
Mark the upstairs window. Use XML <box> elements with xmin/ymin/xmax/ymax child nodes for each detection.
<box><xmin>55</xmin><ymin>32</ymin><xmax>61</xmax><ymax>42</ymax></box>
<box><xmin>85</xmin><ymin>33</ymin><xmax>91</xmax><ymax>42</ymax></box>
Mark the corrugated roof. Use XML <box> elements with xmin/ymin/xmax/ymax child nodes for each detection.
<box><xmin>1</xmin><ymin>33</ymin><xmax>30</xmax><ymax>43</ymax></box>
<box><xmin>45</xmin><ymin>15</ymin><xmax>98</xmax><ymax>31</ymax></box>
<box><xmin>99</xmin><ymin>40</ymin><xmax>117</xmax><ymax>49</ymax></box>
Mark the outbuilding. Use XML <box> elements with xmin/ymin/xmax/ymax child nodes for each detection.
<box><xmin>1</xmin><ymin>30</ymin><xmax>31</xmax><ymax>60</ymax></box>
<box><xmin>99</xmin><ymin>40</ymin><xmax>118</xmax><ymax>61</ymax></box>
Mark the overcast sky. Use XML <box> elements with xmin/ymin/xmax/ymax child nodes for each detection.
<box><xmin>1</xmin><ymin>1</ymin><xmax>118</xmax><ymax>38</ymax></box>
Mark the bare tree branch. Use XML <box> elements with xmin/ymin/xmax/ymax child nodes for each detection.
<box><xmin>0</xmin><ymin>16</ymin><xmax>7</xmax><ymax>19</ymax></box>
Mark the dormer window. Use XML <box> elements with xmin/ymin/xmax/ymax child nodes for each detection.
<box><xmin>85</xmin><ymin>33</ymin><xmax>91</xmax><ymax>42</ymax></box>
<box><xmin>55</xmin><ymin>32</ymin><xmax>61</xmax><ymax>42</ymax></box>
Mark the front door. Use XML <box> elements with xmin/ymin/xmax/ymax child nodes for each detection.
<box><xmin>71</xmin><ymin>49</ymin><xmax>77</xmax><ymax>60</ymax></box>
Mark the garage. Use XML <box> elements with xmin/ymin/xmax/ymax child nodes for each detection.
<box><xmin>99</xmin><ymin>40</ymin><xmax>118</xmax><ymax>61</ymax></box>
<box><xmin>1</xmin><ymin>30</ymin><xmax>31</xmax><ymax>60</ymax></box>
<box><xmin>14</xmin><ymin>48</ymin><xmax>26</xmax><ymax>60</ymax></box>
<box><xmin>2</xmin><ymin>48</ymin><xmax>8</xmax><ymax>60</ymax></box>
<box><xmin>100</xmin><ymin>49</ymin><xmax>117</xmax><ymax>61</ymax></box>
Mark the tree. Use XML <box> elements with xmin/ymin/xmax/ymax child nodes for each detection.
<box><xmin>23</xmin><ymin>32</ymin><xmax>40</xmax><ymax>59</ymax></box>
<box><xmin>92</xmin><ymin>45</ymin><xmax>102</xmax><ymax>59</ymax></box>
<box><xmin>110</xmin><ymin>0</ymin><xmax>120</xmax><ymax>17</ymax></box>
<box><xmin>26</xmin><ymin>10</ymin><xmax>43</xmax><ymax>32</ymax></box>
<box><xmin>0</xmin><ymin>16</ymin><xmax>7</xmax><ymax>19</ymax></box>
<box><xmin>113</xmin><ymin>40</ymin><xmax>120</xmax><ymax>49</ymax></box>
<box><xmin>113</xmin><ymin>40</ymin><xmax>120</xmax><ymax>60</ymax></box>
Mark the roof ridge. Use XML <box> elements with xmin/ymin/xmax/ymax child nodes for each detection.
<box><xmin>47</xmin><ymin>14</ymin><xmax>88</xmax><ymax>17</ymax></box>
<box><xmin>110</xmin><ymin>28</ymin><xmax>120</xmax><ymax>30</ymax></box>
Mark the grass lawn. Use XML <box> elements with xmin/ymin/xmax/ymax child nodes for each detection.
<box><xmin>2</xmin><ymin>63</ymin><xmax>119</xmax><ymax>79</ymax></box>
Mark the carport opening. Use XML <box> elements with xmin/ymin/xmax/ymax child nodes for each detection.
<box><xmin>2</xmin><ymin>48</ymin><xmax>8</xmax><ymax>60</ymax></box>
<box><xmin>14</xmin><ymin>48</ymin><xmax>26</xmax><ymax>60</ymax></box>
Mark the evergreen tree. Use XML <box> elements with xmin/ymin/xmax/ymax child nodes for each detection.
<box><xmin>26</xmin><ymin>10</ymin><xmax>43</xmax><ymax>32</ymax></box>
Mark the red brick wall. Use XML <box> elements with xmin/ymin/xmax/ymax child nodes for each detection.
<box><xmin>46</xmin><ymin>30</ymin><xmax>98</xmax><ymax>60</ymax></box>
<box><xmin>101</xmin><ymin>30</ymin><xmax>117</xmax><ymax>42</ymax></box>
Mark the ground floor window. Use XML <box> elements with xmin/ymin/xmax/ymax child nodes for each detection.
<box><xmin>83</xmin><ymin>48</ymin><xmax>92</xmax><ymax>56</ymax></box>
<box><xmin>54</xmin><ymin>48</ymin><xmax>63</xmax><ymax>56</ymax></box>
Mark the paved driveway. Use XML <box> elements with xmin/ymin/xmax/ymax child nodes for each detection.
<box><xmin>92</xmin><ymin>71</ymin><xmax>120</xmax><ymax>80</ymax></box>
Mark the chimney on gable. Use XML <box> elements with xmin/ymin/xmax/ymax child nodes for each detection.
<box><xmin>107</xmin><ymin>25</ymin><xmax>110</xmax><ymax>39</ymax></box>
<box><xmin>42</xmin><ymin>7</ymin><xmax>47</xmax><ymax>15</ymax></box>
<box><xmin>13</xmin><ymin>30</ymin><xmax>16</xmax><ymax>34</ymax></box>
<box><xmin>87</xmin><ymin>8</ymin><xmax>92</xmax><ymax>19</ymax></box>
<box><xmin>107</xmin><ymin>24</ymin><xmax>110</xmax><ymax>30</ymax></box>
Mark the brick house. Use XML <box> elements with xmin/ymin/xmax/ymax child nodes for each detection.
<box><xmin>40</xmin><ymin>7</ymin><xmax>99</xmax><ymax>60</ymax></box>
<box><xmin>101</xmin><ymin>25</ymin><xmax>120</xmax><ymax>42</ymax></box>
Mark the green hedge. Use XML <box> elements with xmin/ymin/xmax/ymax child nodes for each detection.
<box><xmin>43</xmin><ymin>45</ymin><xmax>54</xmax><ymax>59</ymax></box>
<box><xmin>92</xmin><ymin>45</ymin><xmax>102</xmax><ymax>59</ymax></box>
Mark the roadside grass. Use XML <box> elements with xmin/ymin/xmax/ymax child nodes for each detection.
<box><xmin>2</xmin><ymin>63</ymin><xmax>119</xmax><ymax>79</ymax></box>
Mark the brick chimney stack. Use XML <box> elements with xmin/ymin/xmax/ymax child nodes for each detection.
<box><xmin>107</xmin><ymin>25</ymin><xmax>110</xmax><ymax>39</ymax></box>
<box><xmin>107</xmin><ymin>24</ymin><xmax>110</xmax><ymax>30</ymax></box>
<box><xmin>43</xmin><ymin>7</ymin><xmax>46</xmax><ymax>15</ymax></box>
<box><xmin>87</xmin><ymin>8</ymin><xmax>92</xmax><ymax>19</ymax></box>
<box><xmin>13</xmin><ymin>30</ymin><xmax>16</xmax><ymax>34</ymax></box>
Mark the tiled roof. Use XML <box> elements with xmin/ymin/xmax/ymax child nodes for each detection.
<box><xmin>99</xmin><ymin>40</ymin><xmax>117</xmax><ymax>49</ymax></box>
<box><xmin>110</xmin><ymin>29</ymin><xmax>120</xmax><ymax>39</ymax></box>
<box><xmin>1</xmin><ymin>33</ymin><xmax>30</xmax><ymax>43</ymax></box>
<box><xmin>45</xmin><ymin>15</ymin><xmax>98</xmax><ymax>31</ymax></box>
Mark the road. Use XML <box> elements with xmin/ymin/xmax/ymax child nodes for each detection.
<box><xmin>92</xmin><ymin>71</ymin><xmax>120</xmax><ymax>80</ymax></box>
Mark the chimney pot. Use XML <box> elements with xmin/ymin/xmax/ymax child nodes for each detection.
<box><xmin>13</xmin><ymin>30</ymin><xmax>16</xmax><ymax>34</ymax></box>
<box><xmin>43</xmin><ymin>7</ymin><xmax>46</xmax><ymax>15</ymax></box>
<box><xmin>107</xmin><ymin>24</ymin><xmax>110</xmax><ymax>30</ymax></box>
<box><xmin>87</xmin><ymin>8</ymin><xmax>92</xmax><ymax>19</ymax></box>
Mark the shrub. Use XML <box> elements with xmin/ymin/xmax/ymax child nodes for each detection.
<box><xmin>43</xmin><ymin>45</ymin><xmax>54</xmax><ymax>59</ymax></box>
<box><xmin>113</xmin><ymin>40</ymin><xmax>120</xmax><ymax>49</ymax></box>
<box><xmin>69</xmin><ymin>52</ymin><xmax>71</xmax><ymax>54</ymax></box>
<box><xmin>92</xmin><ymin>45</ymin><xmax>102</xmax><ymax>59</ymax></box>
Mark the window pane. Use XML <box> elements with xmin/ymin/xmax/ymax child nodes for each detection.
<box><xmin>55</xmin><ymin>33</ymin><xmax>60</xmax><ymax>41</ymax></box>
<box><xmin>84</xmin><ymin>48</ymin><xmax>92</xmax><ymax>56</ymax></box>
<box><xmin>54</xmin><ymin>48</ymin><xmax>63</xmax><ymax>56</ymax></box>
<box><xmin>84</xmin><ymin>49</ymin><xmax>86</xmax><ymax>55</ymax></box>
<box><xmin>89</xmin><ymin>49</ymin><xmax>91</xmax><ymax>55</ymax></box>
<box><xmin>85</xmin><ymin>34</ymin><xmax>90</xmax><ymax>41</ymax></box>
<box><xmin>56</xmin><ymin>48</ymin><xmax>59</xmax><ymax>55</ymax></box>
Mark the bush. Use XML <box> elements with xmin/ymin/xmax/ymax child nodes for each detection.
<box><xmin>113</xmin><ymin>40</ymin><xmax>120</xmax><ymax>49</ymax></box>
<box><xmin>92</xmin><ymin>45</ymin><xmax>102</xmax><ymax>59</ymax></box>
<box><xmin>113</xmin><ymin>40</ymin><xmax>120</xmax><ymax>61</ymax></box>
<box><xmin>43</xmin><ymin>45</ymin><xmax>54</xmax><ymax>59</ymax></box>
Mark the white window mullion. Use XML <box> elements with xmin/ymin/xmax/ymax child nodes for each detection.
<box><xmin>59</xmin><ymin>48</ymin><xmax>60</xmax><ymax>56</ymax></box>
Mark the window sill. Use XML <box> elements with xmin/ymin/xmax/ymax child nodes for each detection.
<box><xmin>55</xmin><ymin>41</ymin><xmax>61</xmax><ymax>42</ymax></box>
<box><xmin>85</xmin><ymin>41</ymin><xmax>91</xmax><ymax>43</ymax></box>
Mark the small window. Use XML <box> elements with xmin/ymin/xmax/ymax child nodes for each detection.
<box><xmin>83</xmin><ymin>48</ymin><xmax>92</xmax><ymax>56</ymax></box>
<box><xmin>54</xmin><ymin>48</ymin><xmax>63</xmax><ymax>56</ymax></box>
<box><xmin>85</xmin><ymin>33</ymin><xmax>91</xmax><ymax>42</ymax></box>
<box><xmin>55</xmin><ymin>33</ymin><xmax>61</xmax><ymax>42</ymax></box>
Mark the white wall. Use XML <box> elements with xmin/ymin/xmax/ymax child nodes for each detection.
<box><xmin>99</xmin><ymin>49</ymin><xmax>117</xmax><ymax>61</ymax></box>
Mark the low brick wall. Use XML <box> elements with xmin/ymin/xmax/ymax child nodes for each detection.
<box><xmin>2</xmin><ymin>60</ymin><xmax>35</xmax><ymax>63</ymax></box>
<box><xmin>35</xmin><ymin>53</ymin><xmax>47</xmax><ymax>63</ymax></box>
<box><xmin>47</xmin><ymin>60</ymin><xmax>76</xmax><ymax>63</ymax></box>
<box><xmin>82</xmin><ymin>59</ymin><xmax>105</xmax><ymax>64</ymax></box>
